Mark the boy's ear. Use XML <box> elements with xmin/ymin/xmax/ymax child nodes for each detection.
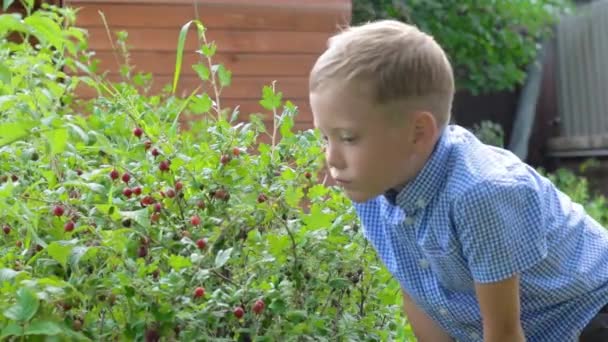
<box><xmin>412</xmin><ymin>111</ymin><xmax>438</xmax><ymax>145</ymax></box>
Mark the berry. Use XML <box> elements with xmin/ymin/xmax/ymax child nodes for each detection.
<box><xmin>53</xmin><ymin>205</ymin><xmax>65</xmax><ymax>217</ymax></box>
<box><xmin>151</xmin><ymin>213</ymin><xmax>160</xmax><ymax>223</ymax></box>
<box><xmin>64</xmin><ymin>221</ymin><xmax>75</xmax><ymax>232</ymax></box>
<box><xmin>144</xmin><ymin>140</ymin><xmax>152</xmax><ymax>150</ymax></box>
<box><xmin>220</xmin><ymin>154</ymin><xmax>231</xmax><ymax>165</ymax></box>
<box><xmin>159</xmin><ymin>160</ymin><xmax>170</xmax><ymax>172</ymax></box>
<box><xmin>133</xmin><ymin>187</ymin><xmax>142</xmax><ymax>196</ymax></box>
<box><xmin>214</xmin><ymin>189</ymin><xmax>228</xmax><ymax>200</ymax></box>
<box><xmin>16</xmin><ymin>240</ymin><xmax>22</xmax><ymax>248</ymax></box>
<box><xmin>121</xmin><ymin>173</ymin><xmax>131</xmax><ymax>183</ymax></box>
<box><xmin>197</xmin><ymin>200</ymin><xmax>206</xmax><ymax>209</ymax></box>
<box><xmin>233</xmin><ymin>306</ymin><xmax>245</xmax><ymax>319</ymax></box>
<box><xmin>141</xmin><ymin>196</ymin><xmax>154</xmax><ymax>206</ymax></box>
<box><xmin>0</xmin><ymin>175</ymin><xmax>7</xmax><ymax>183</ymax></box>
<box><xmin>166</xmin><ymin>188</ymin><xmax>176</xmax><ymax>198</ymax></box>
<box><xmin>153</xmin><ymin>203</ymin><xmax>162</xmax><ymax>213</ymax></box>
<box><xmin>133</xmin><ymin>127</ymin><xmax>143</xmax><ymax>138</ymax></box>
<box><xmin>305</xmin><ymin>172</ymin><xmax>312</xmax><ymax>179</ymax></box>
<box><xmin>145</xmin><ymin>328</ymin><xmax>159</xmax><ymax>342</ymax></box>
<box><xmin>137</xmin><ymin>246</ymin><xmax>148</xmax><ymax>258</ymax></box>
<box><xmin>76</xmin><ymin>169</ymin><xmax>83</xmax><ymax>176</ymax></box>
<box><xmin>11</xmin><ymin>175</ymin><xmax>18</xmax><ymax>182</ymax></box>
<box><xmin>151</xmin><ymin>148</ymin><xmax>160</xmax><ymax>157</ymax></box>
<box><xmin>3</xmin><ymin>225</ymin><xmax>11</xmax><ymax>235</ymax></box>
<box><xmin>232</xmin><ymin>147</ymin><xmax>241</xmax><ymax>156</ymax></box>
<box><xmin>196</xmin><ymin>238</ymin><xmax>207</xmax><ymax>250</ymax></box>
<box><xmin>175</xmin><ymin>181</ymin><xmax>183</xmax><ymax>191</ymax></box>
<box><xmin>72</xmin><ymin>319</ymin><xmax>83</xmax><ymax>331</ymax></box>
<box><xmin>35</xmin><ymin>244</ymin><xmax>43</xmax><ymax>252</ymax></box>
<box><xmin>253</xmin><ymin>299</ymin><xmax>265</xmax><ymax>315</ymax></box>
<box><xmin>123</xmin><ymin>188</ymin><xmax>133</xmax><ymax>198</ymax></box>
<box><xmin>194</xmin><ymin>287</ymin><xmax>205</xmax><ymax>298</ymax></box>
<box><xmin>110</xmin><ymin>169</ymin><xmax>119</xmax><ymax>180</ymax></box>
<box><xmin>122</xmin><ymin>218</ymin><xmax>132</xmax><ymax>228</ymax></box>
<box><xmin>191</xmin><ymin>215</ymin><xmax>201</xmax><ymax>226</ymax></box>
<box><xmin>257</xmin><ymin>194</ymin><xmax>268</xmax><ymax>203</ymax></box>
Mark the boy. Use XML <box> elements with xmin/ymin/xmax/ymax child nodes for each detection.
<box><xmin>308</xmin><ymin>20</ymin><xmax>608</xmax><ymax>342</ymax></box>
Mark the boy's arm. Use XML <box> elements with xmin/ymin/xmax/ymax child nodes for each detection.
<box><xmin>401</xmin><ymin>288</ymin><xmax>454</xmax><ymax>342</ymax></box>
<box><xmin>474</xmin><ymin>274</ymin><xmax>525</xmax><ymax>342</ymax></box>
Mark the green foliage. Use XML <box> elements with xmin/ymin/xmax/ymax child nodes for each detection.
<box><xmin>470</xmin><ymin>120</ymin><xmax>505</xmax><ymax>148</ymax></box>
<box><xmin>352</xmin><ymin>0</ymin><xmax>572</xmax><ymax>95</ymax></box>
<box><xmin>0</xmin><ymin>5</ymin><xmax>413</xmax><ymax>341</ymax></box>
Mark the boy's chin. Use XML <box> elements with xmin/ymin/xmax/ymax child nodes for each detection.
<box><xmin>343</xmin><ymin>189</ymin><xmax>377</xmax><ymax>203</ymax></box>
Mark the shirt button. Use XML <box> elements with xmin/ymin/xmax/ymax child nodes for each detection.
<box><xmin>419</xmin><ymin>259</ymin><xmax>429</xmax><ymax>268</ymax></box>
<box><xmin>439</xmin><ymin>308</ymin><xmax>448</xmax><ymax>316</ymax></box>
<box><xmin>470</xmin><ymin>331</ymin><xmax>481</xmax><ymax>340</ymax></box>
<box><xmin>416</xmin><ymin>198</ymin><xmax>427</xmax><ymax>208</ymax></box>
<box><xmin>404</xmin><ymin>216</ymin><xmax>415</xmax><ymax>225</ymax></box>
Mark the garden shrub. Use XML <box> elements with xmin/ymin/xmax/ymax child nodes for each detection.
<box><xmin>0</xmin><ymin>4</ymin><xmax>411</xmax><ymax>341</ymax></box>
<box><xmin>352</xmin><ymin>0</ymin><xmax>572</xmax><ymax>95</ymax></box>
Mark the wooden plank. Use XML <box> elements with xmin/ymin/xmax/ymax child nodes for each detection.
<box><xmin>85</xmin><ymin>27</ymin><xmax>332</xmax><ymax>53</ymax></box>
<box><xmin>88</xmin><ymin>51</ymin><xmax>317</xmax><ymax>77</ymax></box>
<box><xmin>66</xmin><ymin>0</ymin><xmax>351</xmax><ymax>11</ymax></box>
<box><xmin>75</xmin><ymin>74</ymin><xmax>309</xmax><ymax>99</ymax></box>
<box><xmin>71</xmin><ymin>3</ymin><xmax>350</xmax><ymax>31</ymax></box>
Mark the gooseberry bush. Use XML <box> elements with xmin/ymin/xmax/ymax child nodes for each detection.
<box><xmin>0</xmin><ymin>4</ymin><xmax>412</xmax><ymax>341</ymax></box>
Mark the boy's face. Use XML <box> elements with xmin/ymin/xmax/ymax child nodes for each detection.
<box><xmin>310</xmin><ymin>82</ymin><xmax>434</xmax><ymax>203</ymax></box>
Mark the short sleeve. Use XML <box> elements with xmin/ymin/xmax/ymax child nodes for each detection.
<box><xmin>455</xmin><ymin>180</ymin><xmax>548</xmax><ymax>283</ymax></box>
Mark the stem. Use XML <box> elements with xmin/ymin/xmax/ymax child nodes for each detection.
<box><xmin>211</xmin><ymin>269</ymin><xmax>238</xmax><ymax>286</ymax></box>
<box><xmin>99</xmin><ymin>309</ymin><xmax>106</xmax><ymax>341</ymax></box>
<box><xmin>271</xmin><ymin>81</ymin><xmax>279</xmax><ymax>149</ymax></box>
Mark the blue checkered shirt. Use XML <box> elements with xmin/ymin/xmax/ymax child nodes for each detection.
<box><xmin>354</xmin><ymin>125</ymin><xmax>608</xmax><ymax>342</ymax></box>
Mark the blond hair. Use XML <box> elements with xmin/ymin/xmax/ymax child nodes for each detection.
<box><xmin>309</xmin><ymin>20</ymin><xmax>455</xmax><ymax>128</ymax></box>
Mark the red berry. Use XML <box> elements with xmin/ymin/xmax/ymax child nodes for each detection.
<box><xmin>53</xmin><ymin>205</ymin><xmax>65</xmax><ymax>217</ymax></box>
<box><xmin>214</xmin><ymin>189</ymin><xmax>228</xmax><ymax>200</ymax></box>
<box><xmin>64</xmin><ymin>221</ymin><xmax>75</xmax><ymax>232</ymax></box>
<box><xmin>3</xmin><ymin>225</ymin><xmax>11</xmax><ymax>235</ymax></box>
<box><xmin>159</xmin><ymin>160</ymin><xmax>170</xmax><ymax>172</ymax></box>
<box><xmin>11</xmin><ymin>175</ymin><xmax>18</xmax><ymax>182</ymax></box>
<box><xmin>138</xmin><ymin>246</ymin><xmax>148</xmax><ymax>258</ymax></box>
<box><xmin>196</xmin><ymin>238</ymin><xmax>207</xmax><ymax>250</ymax></box>
<box><xmin>110</xmin><ymin>169</ymin><xmax>119</xmax><ymax>180</ymax></box>
<box><xmin>197</xmin><ymin>200</ymin><xmax>205</xmax><ymax>209</ymax></box>
<box><xmin>151</xmin><ymin>212</ymin><xmax>160</xmax><ymax>223</ymax></box>
<box><xmin>123</xmin><ymin>188</ymin><xmax>133</xmax><ymax>198</ymax></box>
<box><xmin>257</xmin><ymin>194</ymin><xmax>268</xmax><ymax>203</ymax></box>
<box><xmin>153</xmin><ymin>203</ymin><xmax>162</xmax><ymax>213</ymax></box>
<box><xmin>253</xmin><ymin>299</ymin><xmax>265</xmax><ymax>314</ymax></box>
<box><xmin>194</xmin><ymin>287</ymin><xmax>205</xmax><ymax>298</ymax></box>
<box><xmin>175</xmin><ymin>181</ymin><xmax>183</xmax><ymax>191</ymax></box>
<box><xmin>121</xmin><ymin>173</ymin><xmax>131</xmax><ymax>183</ymax></box>
<box><xmin>191</xmin><ymin>215</ymin><xmax>201</xmax><ymax>226</ymax></box>
<box><xmin>232</xmin><ymin>147</ymin><xmax>241</xmax><ymax>156</ymax></box>
<box><xmin>144</xmin><ymin>140</ymin><xmax>152</xmax><ymax>150</ymax></box>
<box><xmin>133</xmin><ymin>187</ymin><xmax>142</xmax><ymax>196</ymax></box>
<box><xmin>233</xmin><ymin>306</ymin><xmax>244</xmax><ymax>319</ymax></box>
<box><xmin>133</xmin><ymin>127</ymin><xmax>143</xmax><ymax>138</ymax></box>
<box><xmin>76</xmin><ymin>169</ymin><xmax>83</xmax><ymax>176</ymax></box>
<box><xmin>305</xmin><ymin>172</ymin><xmax>312</xmax><ymax>179</ymax></box>
<box><xmin>166</xmin><ymin>188</ymin><xmax>176</xmax><ymax>198</ymax></box>
<box><xmin>141</xmin><ymin>196</ymin><xmax>154</xmax><ymax>206</ymax></box>
<box><xmin>15</xmin><ymin>240</ymin><xmax>22</xmax><ymax>248</ymax></box>
<box><xmin>220</xmin><ymin>155</ymin><xmax>231</xmax><ymax>165</ymax></box>
<box><xmin>151</xmin><ymin>148</ymin><xmax>160</xmax><ymax>157</ymax></box>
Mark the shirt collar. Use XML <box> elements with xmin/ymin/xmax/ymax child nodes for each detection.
<box><xmin>383</xmin><ymin>126</ymin><xmax>452</xmax><ymax>213</ymax></box>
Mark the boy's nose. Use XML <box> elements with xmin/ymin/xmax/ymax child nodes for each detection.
<box><xmin>326</xmin><ymin>144</ymin><xmax>346</xmax><ymax>170</ymax></box>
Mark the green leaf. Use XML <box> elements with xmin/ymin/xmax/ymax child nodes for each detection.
<box><xmin>214</xmin><ymin>248</ymin><xmax>233</xmax><ymax>268</ymax></box>
<box><xmin>119</xmin><ymin>209</ymin><xmax>149</xmax><ymax>227</ymax></box>
<box><xmin>0</xmin><ymin>121</ymin><xmax>36</xmax><ymax>147</ymax></box>
<box><xmin>3</xmin><ymin>287</ymin><xmax>39</xmax><ymax>322</ymax></box>
<box><xmin>47</xmin><ymin>242</ymin><xmax>74</xmax><ymax>270</ymax></box>
<box><xmin>286</xmin><ymin>310</ymin><xmax>307</xmax><ymax>323</ymax></box>
<box><xmin>24</xmin><ymin>14</ymin><xmax>64</xmax><ymax>49</ymax></box>
<box><xmin>217</xmin><ymin>65</ymin><xmax>232</xmax><ymax>87</ymax></box>
<box><xmin>269</xmin><ymin>298</ymin><xmax>287</xmax><ymax>315</ymax></box>
<box><xmin>192</xmin><ymin>63</ymin><xmax>210</xmax><ymax>81</ymax></box>
<box><xmin>328</xmin><ymin>278</ymin><xmax>350</xmax><ymax>289</ymax></box>
<box><xmin>168</xmin><ymin>255</ymin><xmax>192</xmax><ymax>271</ymax></box>
<box><xmin>24</xmin><ymin>319</ymin><xmax>62</xmax><ymax>336</ymax></box>
<box><xmin>189</xmin><ymin>94</ymin><xmax>212</xmax><ymax>114</ymax></box>
<box><xmin>2</xmin><ymin>0</ymin><xmax>14</xmax><ymax>10</ymax></box>
<box><xmin>47</xmin><ymin>128</ymin><xmax>68</xmax><ymax>155</ymax></box>
<box><xmin>267</xmin><ymin>235</ymin><xmax>289</xmax><ymax>261</ymax></box>
<box><xmin>259</xmin><ymin>85</ymin><xmax>282</xmax><ymax>111</ymax></box>
<box><xmin>284</xmin><ymin>187</ymin><xmax>303</xmax><ymax>208</ymax></box>
<box><xmin>0</xmin><ymin>268</ymin><xmax>20</xmax><ymax>283</ymax></box>
<box><xmin>173</xmin><ymin>20</ymin><xmax>205</xmax><ymax>94</ymax></box>
<box><xmin>0</xmin><ymin>322</ymin><xmax>22</xmax><ymax>339</ymax></box>
<box><xmin>0</xmin><ymin>62</ymin><xmax>11</xmax><ymax>85</ymax></box>
<box><xmin>201</xmin><ymin>42</ymin><xmax>216</xmax><ymax>57</ymax></box>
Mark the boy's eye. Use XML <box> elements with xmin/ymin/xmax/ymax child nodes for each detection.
<box><xmin>341</xmin><ymin>135</ymin><xmax>357</xmax><ymax>143</ymax></box>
